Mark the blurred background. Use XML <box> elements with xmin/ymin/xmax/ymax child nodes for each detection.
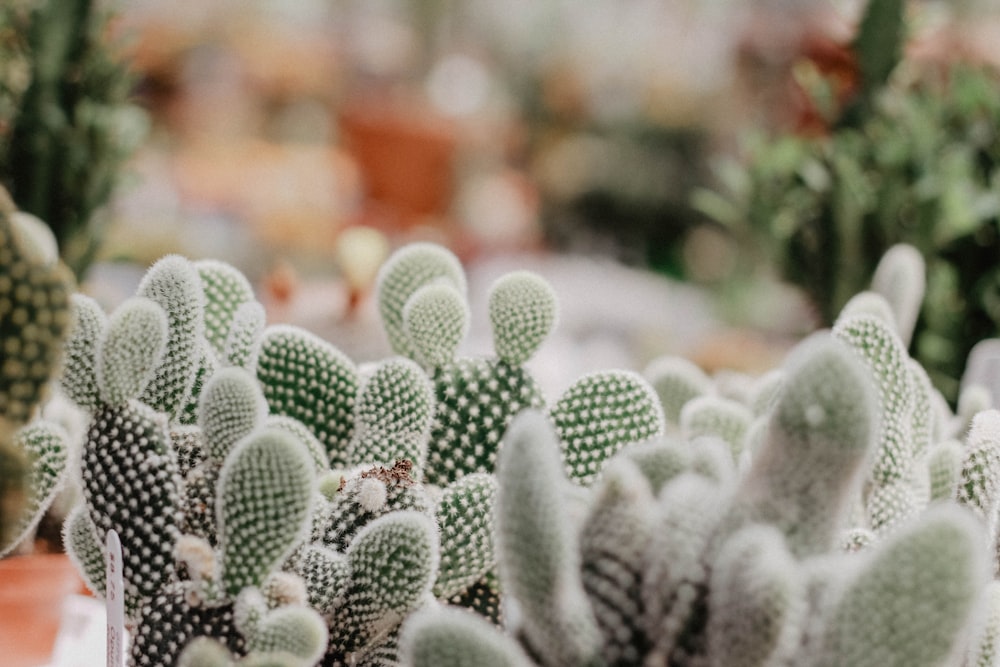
<box><xmin>5</xmin><ymin>0</ymin><xmax>1000</xmax><ymax>401</ymax></box>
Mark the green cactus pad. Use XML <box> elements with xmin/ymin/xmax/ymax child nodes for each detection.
<box><xmin>327</xmin><ymin>511</ymin><xmax>440</xmax><ymax>658</ymax></box>
<box><xmin>833</xmin><ymin>314</ymin><xmax>916</xmax><ymax>485</ymax></box>
<box><xmin>812</xmin><ymin>506</ymin><xmax>987</xmax><ymax>667</ymax></box>
<box><xmin>376</xmin><ymin>243</ymin><xmax>466</xmax><ymax>360</ymax></box>
<box><xmin>199</xmin><ymin>367</ymin><xmax>268</xmax><ymax>462</ymax></box>
<box><xmin>680</xmin><ymin>395</ymin><xmax>753</xmax><ymax>462</ymax></box>
<box><xmin>81</xmin><ymin>401</ymin><xmax>182</xmax><ymax>618</ymax></box>
<box><xmin>347</xmin><ymin>357</ymin><xmax>434</xmax><ymax>479</ymax></box>
<box><xmin>579</xmin><ymin>459</ymin><xmax>657</xmax><ymax>665</ymax></box>
<box><xmin>402</xmin><ymin>283</ymin><xmax>469</xmax><ymax>368</ymax></box>
<box><xmin>733</xmin><ymin>334</ymin><xmax>875</xmax><ymax>556</ymax></box>
<box><xmin>218</xmin><ymin>428</ymin><xmax>316</xmax><ymax>596</ymax></box>
<box><xmin>292</xmin><ymin>544</ymin><xmax>350</xmax><ymax>615</ymax></box>
<box><xmin>551</xmin><ymin>370</ymin><xmax>665</xmax><ymax>486</ymax></box>
<box><xmin>130</xmin><ymin>584</ymin><xmax>243</xmax><ymax>667</ymax></box>
<box><xmin>246</xmin><ymin>604</ymin><xmax>328</xmax><ymax>664</ymax></box>
<box><xmin>958</xmin><ymin>409</ymin><xmax>1000</xmax><ymax>522</ymax></box>
<box><xmin>0</xmin><ymin>205</ymin><xmax>73</xmax><ymax>428</ymax></box>
<box><xmin>705</xmin><ymin>525</ymin><xmax>804</xmax><ymax>667</ymax></box>
<box><xmin>317</xmin><ymin>460</ymin><xmax>433</xmax><ymax>552</ymax></box>
<box><xmin>870</xmin><ymin>243</ymin><xmax>925</xmax><ymax>347</ymax></box>
<box><xmin>96</xmin><ymin>297</ymin><xmax>169</xmax><ymax>406</ymax></box>
<box><xmin>224</xmin><ymin>301</ymin><xmax>266</xmax><ymax>370</ymax></box>
<box><xmin>136</xmin><ymin>255</ymin><xmax>206</xmax><ymax>420</ymax></box>
<box><xmin>0</xmin><ymin>420</ymin><xmax>69</xmax><ymax>556</ymax></box>
<box><xmin>434</xmin><ymin>472</ymin><xmax>497</xmax><ymax>599</ymax></box>
<box><xmin>196</xmin><ymin>259</ymin><xmax>257</xmax><ymax>358</ymax></box>
<box><xmin>63</xmin><ymin>504</ymin><xmax>106</xmax><ymax>597</ymax></box>
<box><xmin>255</xmin><ymin>325</ymin><xmax>358</xmax><ymax>467</ymax></box>
<box><xmin>495</xmin><ymin>409</ymin><xmax>602</xmax><ymax>666</ymax></box>
<box><xmin>926</xmin><ymin>440</ymin><xmax>963</xmax><ymax>502</ymax></box>
<box><xmin>59</xmin><ymin>294</ymin><xmax>107</xmax><ymax>409</ymax></box>
<box><xmin>488</xmin><ymin>270</ymin><xmax>558</xmax><ymax>366</ymax></box>
<box><xmin>265</xmin><ymin>415</ymin><xmax>329</xmax><ymax>474</ymax></box>
<box><xmin>425</xmin><ymin>357</ymin><xmax>545</xmax><ymax>487</ymax></box>
<box><xmin>644</xmin><ymin>356</ymin><xmax>712</xmax><ymax>427</ymax></box>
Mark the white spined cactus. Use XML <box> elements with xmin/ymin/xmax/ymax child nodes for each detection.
<box><xmin>96</xmin><ymin>297</ymin><xmax>168</xmax><ymax>406</ymax></box>
<box><xmin>488</xmin><ymin>270</ymin><xmax>558</xmax><ymax>367</ymax></box>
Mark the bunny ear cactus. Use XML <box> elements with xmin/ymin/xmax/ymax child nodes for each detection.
<box><xmin>488</xmin><ymin>271</ymin><xmax>558</xmax><ymax>366</ymax></box>
<box><xmin>217</xmin><ymin>428</ymin><xmax>316</xmax><ymax>597</ymax></box>
<box><xmin>255</xmin><ymin>325</ymin><xmax>359</xmax><ymax>468</ymax></box>
<box><xmin>136</xmin><ymin>255</ymin><xmax>206</xmax><ymax>421</ymax></box>
<box><xmin>806</xmin><ymin>505</ymin><xmax>987</xmax><ymax>667</ymax></box>
<box><xmin>550</xmin><ymin>370</ymin><xmax>664</xmax><ymax>486</ymax></box>
<box><xmin>577</xmin><ymin>459</ymin><xmax>657</xmax><ymax>665</ymax></box>
<box><xmin>377</xmin><ymin>244</ymin><xmax>555</xmax><ymax>488</ymax></box>
<box><xmin>0</xmin><ymin>200</ymin><xmax>74</xmax><ymax>432</ymax></box>
<box><xmin>644</xmin><ymin>356</ymin><xmax>713</xmax><ymax>428</ymax></box>
<box><xmin>376</xmin><ymin>242</ymin><xmax>467</xmax><ymax>362</ymax></box>
<box><xmin>494</xmin><ymin>409</ymin><xmax>602</xmax><ymax>667</ymax></box>
<box><xmin>196</xmin><ymin>259</ymin><xmax>258</xmax><ymax>360</ymax></box>
<box><xmin>321</xmin><ymin>511</ymin><xmax>440</xmax><ymax>664</ymax></box>
<box><xmin>870</xmin><ymin>243</ymin><xmax>925</xmax><ymax>348</ymax></box>
<box><xmin>730</xmin><ymin>333</ymin><xmax>876</xmax><ymax>557</ymax></box>
<box><xmin>704</xmin><ymin>525</ymin><xmax>805</xmax><ymax>667</ymax></box>
<box><xmin>401</xmin><ymin>605</ymin><xmax>535</xmax><ymax>667</ymax></box>
<box><xmin>346</xmin><ymin>357</ymin><xmax>434</xmax><ymax>479</ymax></box>
<box><xmin>0</xmin><ymin>419</ymin><xmax>69</xmax><ymax>556</ymax></box>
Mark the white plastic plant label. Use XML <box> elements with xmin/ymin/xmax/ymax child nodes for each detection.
<box><xmin>106</xmin><ymin>530</ymin><xmax>125</xmax><ymax>667</ymax></box>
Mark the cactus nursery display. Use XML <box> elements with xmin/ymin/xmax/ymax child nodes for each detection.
<box><xmin>7</xmin><ymin>232</ymin><xmax>1000</xmax><ymax>667</ymax></box>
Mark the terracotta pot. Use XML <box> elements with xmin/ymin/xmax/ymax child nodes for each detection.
<box><xmin>0</xmin><ymin>553</ymin><xmax>85</xmax><ymax>667</ymax></box>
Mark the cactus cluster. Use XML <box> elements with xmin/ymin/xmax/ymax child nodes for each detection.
<box><xmin>21</xmin><ymin>237</ymin><xmax>1000</xmax><ymax>667</ymax></box>
<box><xmin>399</xmin><ymin>243</ymin><xmax>1000</xmax><ymax>667</ymax></box>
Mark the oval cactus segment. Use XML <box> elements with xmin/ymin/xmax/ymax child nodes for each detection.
<box><xmin>196</xmin><ymin>259</ymin><xmax>256</xmax><ymax>358</ymax></box>
<box><xmin>224</xmin><ymin>300</ymin><xmax>266</xmax><ymax>369</ymax></box>
<box><xmin>1</xmin><ymin>420</ymin><xmax>69</xmax><ymax>557</ymax></box>
<box><xmin>488</xmin><ymin>270</ymin><xmax>558</xmax><ymax>366</ymax></box>
<box><xmin>249</xmin><ymin>605</ymin><xmax>329</xmax><ymax>663</ymax></box>
<box><xmin>832</xmin><ymin>314</ymin><xmax>916</xmax><ymax>485</ymax></box>
<box><xmin>403</xmin><ymin>283</ymin><xmax>469</xmax><ymax>368</ymax></box>
<box><xmin>137</xmin><ymin>255</ymin><xmax>206</xmax><ymax>419</ymax></box>
<box><xmin>255</xmin><ymin>325</ymin><xmax>358</xmax><ymax>467</ymax></box>
<box><xmin>60</xmin><ymin>294</ymin><xmax>107</xmax><ymax>409</ymax></box>
<box><xmin>218</xmin><ymin>428</ymin><xmax>316</xmax><ymax>596</ymax></box>
<box><xmin>495</xmin><ymin>409</ymin><xmax>601</xmax><ymax>666</ymax></box>
<box><xmin>735</xmin><ymin>334</ymin><xmax>875</xmax><ymax>557</ymax></box>
<box><xmin>0</xmin><ymin>206</ymin><xmax>73</xmax><ymax>427</ymax></box>
<box><xmin>198</xmin><ymin>366</ymin><xmax>267</xmax><ymax>462</ymax></box>
<box><xmin>376</xmin><ymin>243</ymin><xmax>466</xmax><ymax>360</ymax></box>
<box><xmin>97</xmin><ymin>297</ymin><xmax>168</xmax><ymax>406</ymax></box>
<box><xmin>706</xmin><ymin>525</ymin><xmax>804</xmax><ymax>667</ymax></box>
<box><xmin>63</xmin><ymin>505</ymin><xmax>106</xmax><ymax>597</ymax></box>
<box><xmin>434</xmin><ymin>473</ymin><xmax>498</xmax><ymax>599</ymax></box>
<box><xmin>551</xmin><ymin>370</ymin><xmax>665</xmax><ymax>486</ymax></box>
<box><xmin>348</xmin><ymin>357</ymin><xmax>434</xmax><ymax>477</ymax></box>
<box><xmin>400</xmin><ymin>605</ymin><xmax>536</xmax><ymax>667</ymax></box>
<box><xmin>81</xmin><ymin>401</ymin><xmax>182</xmax><ymax>619</ymax></box>
<box><xmin>644</xmin><ymin>355</ymin><xmax>713</xmax><ymax>427</ymax></box>
<box><xmin>680</xmin><ymin>395</ymin><xmax>753</xmax><ymax>462</ymax></box>
<box><xmin>870</xmin><ymin>243</ymin><xmax>925</xmax><ymax>347</ymax></box>
<box><xmin>814</xmin><ymin>506</ymin><xmax>987</xmax><ymax>667</ymax></box>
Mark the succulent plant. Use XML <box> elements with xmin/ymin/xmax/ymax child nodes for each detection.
<box><xmin>0</xmin><ymin>189</ymin><xmax>73</xmax><ymax>551</ymax></box>
<box><xmin>399</xmin><ymin>279</ymin><xmax>996</xmax><ymax>667</ymax></box>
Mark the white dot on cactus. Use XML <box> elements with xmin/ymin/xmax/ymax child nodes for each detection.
<box><xmin>805</xmin><ymin>404</ymin><xmax>827</xmax><ymax>427</ymax></box>
<box><xmin>358</xmin><ymin>477</ymin><xmax>388</xmax><ymax>512</ymax></box>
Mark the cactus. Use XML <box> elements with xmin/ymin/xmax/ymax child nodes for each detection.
<box><xmin>255</xmin><ymin>325</ymin><xmax>359</xmax><ymax>468</ymax></box>
<box><xmin>377</xmin><ymin>244</ymin><xmax>554</xmax><ymax>489</ymax></box>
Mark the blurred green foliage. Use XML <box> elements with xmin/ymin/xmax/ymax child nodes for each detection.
<box><xmin>697</xmin><ymin>57</ymin><xmax>1000</xmax><ymax>403</ymax></box>
<box><xmin>0</xmin><ymin>0</ymin><xmax>145</xmax><ymax>278</ymax></box>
